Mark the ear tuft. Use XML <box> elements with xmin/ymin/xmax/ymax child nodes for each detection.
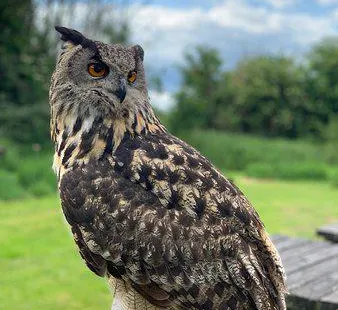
<box><xmin>55</xmin><ymin>26</ymin><xmax>96</xmax><ymax>50</ymax></box>
<box><xmin>133</xmin><ymin>45</ymin><xmax>144</xmax><ymax>61</ymax></box>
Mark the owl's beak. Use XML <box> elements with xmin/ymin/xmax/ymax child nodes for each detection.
<box><xmin>114</xmin><ymin>78</ymin><xmax>127</xmax><ymax>103</ymax></box>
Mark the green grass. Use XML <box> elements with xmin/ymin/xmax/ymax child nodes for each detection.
<box><xmin>234</xmin><ymin>175</ymin><xmax>338</xmax><ymax>237</ymax></box>
<box><xmin>1</xmin><ymin>177</ymin><xmax>338</xmax><ymax>309</ymax></box>
<box><xmin>245</xmin><ymin>162</ymin><xmax>329</xmax><ymax>181</ymax></box>
<box><xmin>0</xmin><ymin>196</ymin><xmax>111</xmax><ymax>310</ymax></box>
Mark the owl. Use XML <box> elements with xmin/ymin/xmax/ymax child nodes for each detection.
<box><xmin>50</xmin><ymin>26</ymin><xmax>287</xmax><ymax>310</ymax></box>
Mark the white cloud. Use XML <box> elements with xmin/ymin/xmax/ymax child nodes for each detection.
<box><xmin>149</xmin><ymin>90</ymin><xmax>175</xmax><ymax>112</ymax></box>
<box><xmin>133</xmin><ymin>6</ymin><xmax>204</xmax><ymax>31</ymax></box>
<box><xmin>208</xmin><ymin>1</ymin><xmax>286</xmax><ymax>34</ymax></box>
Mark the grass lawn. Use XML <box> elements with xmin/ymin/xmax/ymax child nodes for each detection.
<box><xmin>235</xmin><ymin>176</ymin><xmax>338</xmax><ymax>237</ymax></box>
<box><xmin>1</xmin><ymin>177</ymin><xmax>338</xmax><ymax>309</ymax></box>
<box><xmin>0</xmin><ymin>195</ymin><xmax>111</xmax><ymax>310</ymax></box>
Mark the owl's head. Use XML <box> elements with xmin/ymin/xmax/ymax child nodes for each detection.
<box><xmin>50</xmin><ymin>27</ymin><xmax>164</xmax><ymax>176</ymax></box>
<box><xmin>51</xmin><ymin>26</ymin><xmax>148</xmax><ymax>116</ymax></box>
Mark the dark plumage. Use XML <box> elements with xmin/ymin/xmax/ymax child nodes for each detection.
<box><xmin>50</xmin><ymin>27</ymin><xmax>287</xmax><ymax>310</ymax></box>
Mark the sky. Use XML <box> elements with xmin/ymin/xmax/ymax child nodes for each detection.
<box><xmin>122</xmin><ymin>0</ymin><xmax>338</xmax><ymax>110</ymax></box>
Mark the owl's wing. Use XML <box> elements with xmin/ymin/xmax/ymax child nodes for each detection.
<box><xmin>60</xmin><ymin>131</ymin><xmax>286</xmax><ymax>310</ymax></box>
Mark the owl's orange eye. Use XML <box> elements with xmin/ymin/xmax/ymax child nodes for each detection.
<box><xmin>88</xmin><ymin>63</ymin><xmax>109</xmax><ymax>78</ymax></box>
<box><xmin>128</xmin><ymin>71</ymin><xmax>137</xmax><ymax>84</ymax></box>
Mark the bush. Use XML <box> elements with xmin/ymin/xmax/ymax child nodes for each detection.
<box><xmin>0</xmin><ymin>141</ymin><xmax>21</xmax><ymax>172</ymax></box>
<box><xmin>28</xmin><ymin>181</ymin><xmax>55</xmax><ymax>197</ymax></box>
<box><xmin>0</xmin><ymin>103</ymin><xmax>50</xmax><ymax>146</ymax></box>
<box><xmin>16</xmin><ymin>154</ymin><xmax>56</xmax><ymax>193</ymax></box>
<box><xmin>0</xmin><ymin>170</ymin><xmax>25</xmax><ymax>200</ymax></box>
<box><xmin>0</xmin><ymin>140</ymin><xmax>57</xmax><ymax>198</ymax></box>
<box><xmin>328</xmin><ymin>168</ymin><xmax>338</xmax><ymax>187</ymax></box>
<box><xmin>245</xmin><ymin>162</ymin><xmax>328</xmax><ymax>181</ymax></box>
<box><xmin>178</xmin><ymin>130</ymin><xmax>324</xmax><ymax>171</ymax></box>
<box><xmin>325</xmin><ymin>116</ymin><xmax>338</xmax><ymax>165</ymax></box>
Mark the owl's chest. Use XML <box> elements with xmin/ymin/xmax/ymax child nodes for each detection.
<box><xmin>53</xmin><ymin>137</ymin><xmax>110</xmax><ymax>181</ymax></box>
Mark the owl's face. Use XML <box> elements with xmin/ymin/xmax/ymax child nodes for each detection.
<box><xmin>51</xmin><ymin>27</ymin><xmax>147</xmax><ymax>118</ymax></box>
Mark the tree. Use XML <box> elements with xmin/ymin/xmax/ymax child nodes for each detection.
<box><xmin>227</xmin><ymin>56</ymin><xmax>315</xmax><ymax>138</ymax></box>
<box><xmin>0</xmin><ymin>0</ymin><xmax>50</xmax><ymax>145</ymax></box>
<box><xmin>306</xmin><ymin>37</ymin><xmax>338</xmax><ymax>129</ymax></box>
<box><xmin>171</xmin><ymin>49</ymin><xmax>316</xmax><ymax>138</ymax></box>
<box><xmin>325</xmin><ymin>115</ymin><xmax>338</xmax><ymax>164</ymax></box>
<box><xmin>0</xmin><ymin>0</ymin><xmax>38</xmax><ymax>106</ymax></box>
<box><xmin>169</xmin><ymin>46</ymin><xmax>226</xmax><ymax>132</ymax></box>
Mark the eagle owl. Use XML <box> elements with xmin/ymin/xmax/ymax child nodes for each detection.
<box><xmin>50</xmin><ymin>26</ymin><xmax>287</xmax><ymax>310</ymax></box>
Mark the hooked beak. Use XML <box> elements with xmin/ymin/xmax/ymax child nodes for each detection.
<box><xmin>114</xmin><ymin>78</ymin><xmax>127</xmax><ymax>103</ymax></box>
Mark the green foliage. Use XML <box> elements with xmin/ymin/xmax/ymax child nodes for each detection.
<box><xmin>0</xmin><ymin>0</ymin><xmax>38</xmax><ymax>107</ymax></box>
<box><xmin>325</xmin><ymin>116</ymin><xmax>338</xmax><ymax>164</ymax></box>
<box><xmin>328</xmin><ymin>167</ymin><xmax>338</xmax><ymax>188</ymax></box>
<box><xmin>0</xmin><ymin>0</ymin><xmax>52</xmax><ymax>145</ymax></box>
<box><xmin>0</xmin><ymin>103</ymin><xmax>50</xmax><ymax>145</ymax></box>
<box><xmin>28</xmin><ymin>181</ymin><xmax>55</xmax><ymax>197</ymax></box>
<box><xmin>307</xmin><ymin>37</ymin><xmax>338</xmax><ymax>115</ymax></box>
<box><xmin>245</xmin><ymin>162</ymin><xmax>328</xmax><ymax>181</ymax></box>
<box><xmin>171</xmin><ymin>42</ymin><xmax>338</xmax><ymax>139</ymax></box>
<box><xmin>0</xmin><ymin>141</ymin><xmax>20</xmax><ymax>172</ymax></box>
<box><xmin>179</xmin><ymin>130</ymin><xmax>324</xmax><ymax>171</ymax></box>
<box><xmin>226</xmin><ymin>56</ymin><xmax>319</xmax><ymax>138</ymax></box>
<box><xmin>16</xmin><ymin>153</ymin><xmax>55</xmax><ymax>191</ymax></box>
<box><xmin>169</xmin><ymin>46</ymin><xmax>226</xmax><ymax>132</ymax></box>
<box><xmin>0</xmin><ymin>170</ymin><xmax>25</xmax><ymax>200</ymax></box>
<box><xmin>0</xmin><ymin>142</ymin><xmax>55</xmax><ymax>200</ymax></box>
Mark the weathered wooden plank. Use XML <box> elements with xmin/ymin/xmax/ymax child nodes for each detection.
<box><xmin>317</xmin><ymin>223</ymin><xmax>338</xmax><ymax>243</ymax></box>
<box><xmin>280</xmin><ymin>240</ymin><xmax>328</xmax><ymax>261</ymax></box>
<box><xmin>274</xmin><ymin>237</ymin><xmax>310</xmax><ymax>252</ymax></box>
<box><xmin>272</xmin><ymin>235</ymin><xmax>338</xmax><ymax>309</ymax></box>
<box><xmin>286</xmin><ymin>255</ymin><xmax>338</xmax><ymax>290</ymax></box>
<box><xmin>282</xmin><ymin>242</ymin><xmax>337</xmax><ymax>273</ymax></box>
<box><xmin>283</xmin><ymin>243</ymin><xmax>338</xmax><ymax>274</ymax></box>
<box><xmin>291</xmin><ymin>269</ymin><xmax>338</xmax><ymax>300</ymax></box>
